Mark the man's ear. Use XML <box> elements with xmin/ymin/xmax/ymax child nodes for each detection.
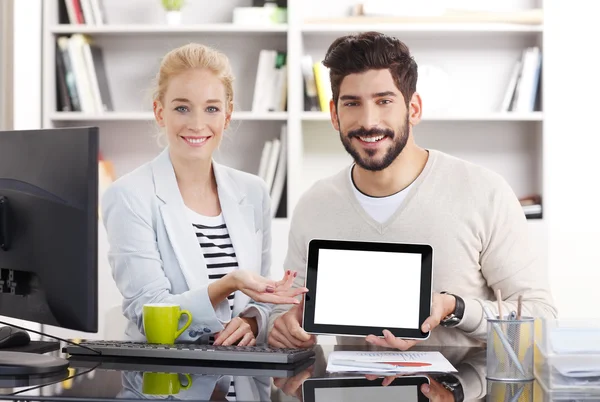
<box><xmin>330</xmin><ymin>99</ymin><xmax>340</xmax><ymax>131</ymax></box>
<box><xmin>153</xmin><ymin>100</ymin><xmax>165</xmax><ymax>127</ymax></box>
<box><xmin>409</xmin><ymin>92</ymin><xmax>422</xmax><ymax>126</ymax></box>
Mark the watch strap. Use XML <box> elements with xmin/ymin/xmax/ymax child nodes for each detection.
<box><xmin>440</xmin><ymin>292</ymin><xmax>465</xmax><ymax>327</ymax></box>
<box><xmin>431</xmin><ymin>373</ymin><xmax>464</xmax><ymax>402</ymax></box>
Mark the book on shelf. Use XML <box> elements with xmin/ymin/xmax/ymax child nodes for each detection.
<box><xmin>55</xmin><ymin>34</ymin><xmax>113</xmax><ymax>113</ymax></box>
<box><xmin>520</xmin><ymin>194</ymin><xmax>542</xmax><ymax>219</ymax></box>
<box><xmin>252</xmin><ymin>50</ymin><xmax>287</xmax><ymax>113</ymax></box>
<box><xmin>59</xmin><ymin>0</ymin><xmax>107</xmax><ymax>25</ymax></box>
<box><xmin>257</xmin><ymin>125</ymin><xmax>287</xmax><ymax>217</ymax></box>
<box><xmin>301</xmin><ymin>55</ymin><xmax>331</xmax><ymax>112</ymax></box>
<box><xmin>500</xmin><ymin>46</ymin><xmax>542</xmax><ymax>113</ymax></box>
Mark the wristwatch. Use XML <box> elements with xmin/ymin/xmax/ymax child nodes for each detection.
<box><xmin>430</xmin><ymin>373</ymin><xmax>464</xmax><ymax>402</ymax></box>
<box><xmin>439</xmin><ymin>291</ymin><xmax>465</xmax><ymax>328</ymax></box>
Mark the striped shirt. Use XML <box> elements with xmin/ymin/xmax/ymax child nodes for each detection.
<box><xmin>213</xmin><ymin>375</ymin><xmax>236</xmax><ymax>401</ymax></box>
<box><xmin>226</xmin><ymin>377</ymin><xmax>236</xmax><ymax>401</ymax></box>
<box><xmin>187</xmin><ymin>208</ymin><xmax>238</xmax><ymax>313</ymax></box>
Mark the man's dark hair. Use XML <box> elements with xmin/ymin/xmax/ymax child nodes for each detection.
<box><xmin>322</xmin><ymin>31</ymin><xmax>418</xmax><ymax>107</ymax></box>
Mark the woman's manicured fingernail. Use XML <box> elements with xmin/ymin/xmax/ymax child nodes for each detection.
<box><xmin>266</xmin><ymin>286</ymin><xmax>275</xmax><ymax>293</ymax></box>
<box><xmin>422</xmin><ymin>384</ymin><xmax>430</xmax><ymax>394</ymax></box>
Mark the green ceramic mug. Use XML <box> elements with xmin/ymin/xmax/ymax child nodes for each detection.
<box><xmin>143</xmin><ymin>303</ymin><xmax>192</xmax><ymax>344</ymax></box>
<box><xmin>142</xmin><ymin>372</ymin><xmax>192</xmax><ymax>395</ymax></box>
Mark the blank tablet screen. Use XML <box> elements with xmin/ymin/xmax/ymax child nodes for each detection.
<box><xmin>313</xmin><ymin>248</ymin><xmax>422</xmax><ymax>329</ymax></box>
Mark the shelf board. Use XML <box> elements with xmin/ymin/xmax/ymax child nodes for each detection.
<box><xmin>49</xmin><ymin>23</ymin><xmax>288</xmax><ymax>35</ymax></box>
<box><xmin>301</xmin><ymin>111</ymin><xmax>543</xmax><ymax>122</ymax></box>
<box><xmin>301</xmin><ymin>22</ymin><xmax>542</xmax><ymax>34</ymax></box>
<box><xmin>49</xmin><ymin>111</ymin><xmax>288</xmax><ymax>121</ymax></box>
<box><xmin>302</xmin><ymin>10</ymin><xmax>543</xmax><ymax>33</ymax></box>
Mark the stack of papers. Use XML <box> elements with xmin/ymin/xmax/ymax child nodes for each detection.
<box><xmin>550</xmin><ymin>328</ymin><xmax>600</xmax><ymax>354</ymax></box>
<box><xmin>326</xmin><ymin>351</ymin><xmax>457</xmax><ymax>374</ymax></box>
<box><xmin>549</xmin><ymin>328</ymin><xmax>600</xmax><ymax>379</ymax></box>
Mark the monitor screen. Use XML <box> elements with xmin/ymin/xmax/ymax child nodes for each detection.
<box><xmin>0</xmin><ymin>127</ymin><xmax>99</xmax><ymax>333</ymax></box>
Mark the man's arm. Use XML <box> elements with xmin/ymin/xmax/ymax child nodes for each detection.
<box><xmin>267</xmin><ymin>198</ymin><xmax>316</xmax><ymax>348</ymax></box>
<box><xmin>456</xmin><ymin>177</ymin><xmax>557</xmax><ymax>340</ymax></box>
<box><xmin>267</xmin><ymin>211</ymin><xmax>307</xmax><ymax>334</ymax></box>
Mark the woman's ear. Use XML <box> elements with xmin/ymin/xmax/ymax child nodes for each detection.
<box><xmin>153</xmin><ymin>100</ymin><xmax>165</xmax><ymax>127</ymax></box>
<box><xmin>224</xmin><ymin>101</ymin><xmax>234</xmax><ymax>129</ymax></box>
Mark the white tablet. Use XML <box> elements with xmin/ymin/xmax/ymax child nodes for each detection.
<box><xmin>302</xmin><ymin>239</ymin><xmax>433</xmax><ymax>340</ymax></box>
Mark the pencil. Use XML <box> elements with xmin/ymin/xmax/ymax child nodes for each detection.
<box><xmin>496</xmin><ymin>289</ymin><xmax>503</xmax><ymax>320</ymax></box>
<box><xmin>517</xmin><ymin>295</ymin><xmax>523</xmax><ymax>320</ymax></box>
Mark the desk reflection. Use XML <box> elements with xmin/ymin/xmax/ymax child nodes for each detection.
<box><xmin>20</xmin><ymin>345</ymin><xmax>488</xmax><ymax>402</ymax></box>
<box><xmin>271</xmin><ymin>345</ymin><xmax>486</xmax><ymax>402</ymax></box>
<box><xmin>118</xmin><ymin>370</ymin><xmax>271</xmax><ymax>401</ymax></box>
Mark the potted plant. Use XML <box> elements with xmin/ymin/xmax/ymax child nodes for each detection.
<box><xmin>161</xmin><ymin>0</ymin><xmax>185</xmax><ymax>25</ymax></box>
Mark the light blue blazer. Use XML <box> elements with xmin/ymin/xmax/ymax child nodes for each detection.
<box><xmin>101</xmin><ymin>147</ymin><xmax>273</xmax><ymax>344</ymax></box>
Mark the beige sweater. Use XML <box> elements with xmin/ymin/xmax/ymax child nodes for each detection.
<box><xmin>268</xmin><ymin>149</ymin><xmax>557</xmax><ymax>347</ymax></box>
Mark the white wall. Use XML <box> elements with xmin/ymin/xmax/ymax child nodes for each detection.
<box><xmin>12</xmin><ymin>0</ymin><xmax>41</xmax><ymax>130</ymax></box>
<box><xmin>544</xmin><ymin>0</ymin><xmax>600</xmax><ymax>319</ymax></box>
<box><xmin>1</xmin><ymin>0</ymin><xmax>43</xmax><ymax>338</ymax></box>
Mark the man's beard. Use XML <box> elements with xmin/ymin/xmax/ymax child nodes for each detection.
<box><xmin>340</xmin><ymin>115</ymin><xmax>409</xmax><ymax>172</ymax></box>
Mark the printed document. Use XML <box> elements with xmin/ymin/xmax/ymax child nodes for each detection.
<box><xmin>326</xmin><ymin>351</ymin><xmax>457</xmax><ymax>373</ymax></box>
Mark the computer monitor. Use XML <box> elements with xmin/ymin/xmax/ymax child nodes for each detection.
<box><xmin>0</xmin><ymin>126</ymin><xmax>99</xmax><ymax>375</ymax></box>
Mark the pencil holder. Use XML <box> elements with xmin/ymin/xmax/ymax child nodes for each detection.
<box><xmin>486</xmin><ymin>316</ymin><xmax>534</xmax><ymax>382</ymax></box>
<box><xmin>486</xmin><ymin>379</ymin><xmax>533</xmax><ymax>402</ymax></box>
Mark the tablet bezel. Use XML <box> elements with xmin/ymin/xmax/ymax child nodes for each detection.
<box><xmin>302</xmin><ymin>375</ymin><xmax>430</xmax><ymax>402</ymax></box>
<box><xmin>303</xmin><ymin>239</ymin><xmax>433</xmax><ymax>340</ymax></box>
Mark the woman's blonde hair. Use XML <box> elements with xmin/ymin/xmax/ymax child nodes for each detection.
<box><xmin>152</xmin><ymin>42</ymin><xmax>234</xmax><ymax>106</ymax></box>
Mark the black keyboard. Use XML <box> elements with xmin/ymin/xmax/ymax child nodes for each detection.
<box><xmin>64</xmin><ymin>341</ymin><xmax>315</xmax><ymax>364</ymax></box>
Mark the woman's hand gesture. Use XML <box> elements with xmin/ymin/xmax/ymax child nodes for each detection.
<box><xmin>232</xmin><ymin>270</ymin><xmax>307</xmax><ymax>305</ymax></box>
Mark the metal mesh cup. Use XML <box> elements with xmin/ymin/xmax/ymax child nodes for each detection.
<box><xmin>486</xmin><ymin>316</ymin><xmax>535</xmax><ymax>381</ymax></box>
<box><xmin>487</xmin><ymin>380</ymin><xmax>533</xmax><ymax>402</ymax></box>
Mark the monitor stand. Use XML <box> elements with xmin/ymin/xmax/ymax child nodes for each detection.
<box><xmin>0</xmin><ymin>351</ymin><xmax>69</xmax><ymax>376</ymax></box>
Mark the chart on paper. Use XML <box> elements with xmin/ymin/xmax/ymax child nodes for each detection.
<box><xmin>326</xmin><ymin>351</ymin><xmax>457</xmax><ymax>373</ymax></box>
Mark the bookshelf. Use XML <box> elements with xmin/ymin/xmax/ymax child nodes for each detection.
<box><xmin>41</xmin><ymin>0</ymin><xmax>546</xmax><ymax>339</ymax></box>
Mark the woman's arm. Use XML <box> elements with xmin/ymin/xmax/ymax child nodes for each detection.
<box><xmin>239</xmin><ymin>180</ymin><xmax>275</xmax><ymax>344</ymax></box>
<box><xmin>103</xmin><ymin>184</ymin><xmax>230</xmax><ymax>339</ymax></box>
<box><xmin>207</xmin><ymin>274</ymin><xmax>237</xmax><ymax>308</ymax></box>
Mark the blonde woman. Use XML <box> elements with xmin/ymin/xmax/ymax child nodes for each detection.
<box><xmin>102</xmin><ymin>43</ymin><xmax>306</xmax><ymax>346</ymax></box>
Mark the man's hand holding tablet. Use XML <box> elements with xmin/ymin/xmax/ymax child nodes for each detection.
<box><xmin>365</xmin><ymin>293</ymin><xmax>458</xmax><ymax>350</ymax></box>
<box><xmin>268</xmin><ymin>239</ymin><xmax>443</xmax><ymax>350</ymax></box>
<box><xmin>269</xmin><ymin>296</ymin><xmax>317</xmax><ymax>349</ymax></box>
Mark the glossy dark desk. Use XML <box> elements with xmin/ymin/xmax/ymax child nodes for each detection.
<box><xmin>0</xmin><ymin>344</ymin><xmax>548</xmax><ymax>401</ymax></box>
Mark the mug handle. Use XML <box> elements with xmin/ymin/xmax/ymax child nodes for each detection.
<box><xmin>175</xmin><ymin>309</ymin><xmax>193</xmax><ymax>340</ymax></box>
<box><xmin>179</xmin><ymin>374</ymin><xmax>192</xmax><ymax>391</ymax></box>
